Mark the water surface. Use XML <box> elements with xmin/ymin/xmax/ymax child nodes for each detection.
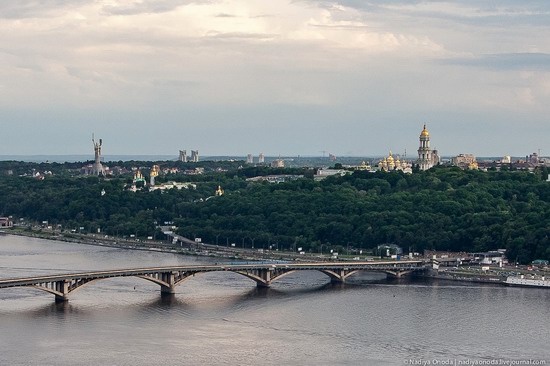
<box><xmin>0</xmin><ymin>234</ymin><xmax>548</xmax><ymax>365</ymax></box>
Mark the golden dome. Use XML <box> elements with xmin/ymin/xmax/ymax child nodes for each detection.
<box><xmin>150</xmin><ymin>165</ymin><xmax>159</xmax><ymax>177</ymax></box>
<box><xmin>420</xmin><ymin>124</ymin><xmax>429</xmax><ymax>137</ymax></box>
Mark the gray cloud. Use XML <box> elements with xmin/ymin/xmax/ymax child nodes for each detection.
<box><xmin>1</xmin><ymin>0</ymin><xmax>549</xmax><ymax>157</ymax></box>
<box><xmin>440</xmin><ymin>53</ymin><xmax>550</xmax><ymax>70</ymax></box>
<box><xmin>0</xmin><ymin>0</ymin><xmax>90</xmax><ymax>19</ymax></box>
<box><xmin>204</xmin><ymin>31</ymin><xmax>278</xmax><ymax>40</ymax></box>
<box><xmin>303</xmin><ymin>0</ymin><xmax>550</xmax><ymax>27</ymax></box>
<box><xmin>215</xmin><ymin>13</ymin><xmax>237</xmax><ymax>18</ymax></box>
<box><xmin>100</xmin><ymin>0</ymin><xmax>214</xmax><ymax>16</ymax></box>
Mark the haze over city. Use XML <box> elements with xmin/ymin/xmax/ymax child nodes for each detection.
<box><xmin>1</xmin><ymin>0</ymin><xmax>549</xmax><ymax>157</ymax></box>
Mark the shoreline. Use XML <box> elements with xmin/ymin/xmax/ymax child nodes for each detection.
<box><xmin>3</xmin><ymin>229</ymin><xmax>549</xmax><ymax>289</ymax></box>
<box><xmin>0</xmin><ymin>228</ymin><xmax>322</xmax><ymax>263</ymax></box>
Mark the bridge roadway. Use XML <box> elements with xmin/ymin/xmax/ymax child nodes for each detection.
<box><xmin>0</xmin><ymin>260</ymin><xmax>425</xmax><ymax>302</ymax></box>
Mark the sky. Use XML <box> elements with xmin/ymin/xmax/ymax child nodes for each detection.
<box><xmin>1</xmin><ymin>0</ymin><xmax>549</xmax><ymax>158</ymax></box>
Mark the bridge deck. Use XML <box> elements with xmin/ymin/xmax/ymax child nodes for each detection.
<box><xmin>0</xmin><ymin>261</ymin><xmax>424</xmax><ymax>288</ymax></box>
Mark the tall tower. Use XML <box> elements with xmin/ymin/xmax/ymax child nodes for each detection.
<box><xmin>91</xmin><ymin>134</ymin><xmax>106</xmax><ymax>176</ymax></box>
<box><xmin>258</xmin><ymin>153</ymin><xmax>265</xmax><ymax>164</ymax></box>
<box><xmin>417</xmin><ymin>124</ymin><xmax>433</xmax><ymax>171</ymax></box>
<box><xmin>246</xmin><ymin>154</ymin><xmax>253</xmax><ymax>164</ymax></box>
<box><xmin>150</xmin><ymin>165</ymin><xmax>159</xmax><ymax>186</ymax></box>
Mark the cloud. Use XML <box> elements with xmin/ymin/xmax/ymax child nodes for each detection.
<box><xmin>204</xmin><ymin>31</ymin><xmax>278</xmax><ymax>40</ymax></box>
<box><xmin>100</xmin><ymin>0</ymin><xmax>210</xmax><ymax>16</ymax></box>
<box><xmin>0</xmin><ymin>0</ymin><xmax>91</xmax><ymax>19</ymax></box>
<box><xmin>1</xmin><ymin>0</ymin><xmax>549</xmax><ymax>156</ymax></box>
<box><xmin>441</xmin><ymin>53</ymin><xmax>550</xmax><ymax>71</ymax></box>
<box><xmin>215</xmin><ymin>13</ymin><xmax>238</xmax><ymax>18</ymax></box>
<box><xmin>303</xmin><ymin>0</ymin><xmax>550</xmax><ymax>27</ymax></box>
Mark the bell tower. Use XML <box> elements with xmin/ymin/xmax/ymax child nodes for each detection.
<box><xmin>417</xmin><ymin>124</ymin><xmax>433</xmax><ymax>171</ymax></box>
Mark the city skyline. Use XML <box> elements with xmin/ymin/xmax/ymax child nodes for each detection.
<box><xmin>1</xmin><ymin>1</ymin><xmax>549</xmax><ymax>156</ymax></box>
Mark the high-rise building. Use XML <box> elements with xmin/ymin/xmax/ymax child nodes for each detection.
<box><xmin>416</xmin><ymin>124</ymin><xmax>439</xmax><ymax>170</ymax></box>
<box><xmin>190</xmin><ymin>150</ymin><xmax>199</xmax><ymax>162</ymax></box>
<box><xmin>247</xmin><ymin>154</ymin><xmax>253</xmax><ymax>164</ymax></box>
<box><xmin>258</xmin><ymin>153</ymin><xmax>265</xmax><ymax>164</ymax></box>
<box><xmin>179</xmin><ymin>150</ymin><xmax>187</xmax><ymax>162</ymax></box>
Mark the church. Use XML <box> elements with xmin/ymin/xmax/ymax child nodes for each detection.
<box><xmin>416</xmin><ymin>124</ymin><xmax>440</xmax><ymax>170</ymax></box>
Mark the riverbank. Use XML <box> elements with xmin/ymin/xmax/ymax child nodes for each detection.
<box><xmin>419</xmin><ymin>269</ymin><xmax>505</xmax><ymax>285</ymax></box>
<box><xmin>0</xmin><ymin>227</ymin><xmax>327</xmax><ymax>263</ymax></box>
<box><xmin>419</xmin><ymin>267</ymin><xmax>550</xmax><ymax>289</ymax></box>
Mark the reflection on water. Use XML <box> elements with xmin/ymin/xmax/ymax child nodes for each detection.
<box><xmin>0</xmin><ymin>235</ymin><xmax>549</xmax><ymax>366</ymax></box>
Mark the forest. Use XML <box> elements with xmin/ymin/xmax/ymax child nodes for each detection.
<box><xmin>1</xmin><ymin>162</ymin><xmax>549</xmax><ymax>264</ymax></box>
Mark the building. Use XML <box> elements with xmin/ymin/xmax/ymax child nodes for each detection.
<box><xmin>258</xmin><ymin>153</ymin><xmax>265</xmax><ymax>164</ymax></box>
<box><xmin>246</xmin><ymin>154</ymin><xmax>253</xmax><ymax>164</ymax></box>
<box><xmin>149</xmin><ymin>165</ymin><xmax>160</xmax><ymax>186</ymax></box>
<box><xmin>271</xmin><ymin>159</ymin><xmax>285</xmax><ymax>168</ymax></box>
<box><xmin>134</xmin><ymin>170</ymin><xmax>145</xmax><ymax>183</ymax></box>
<box><xmin>179</xmin><ymin>150</ymin><xmax>187</xmax><ymax>162</ymax></box>
<box><xmin>452</xmin><ymin>154</ymin><xmax>478</xmax><ymax>170</ymax></box>
<box><xmin>528</xmin><ymin>152</ymin><xmax>543</xmax><ymax>165</ymax></box>
<box><xmin>472</xmin><ymin>251</ymin><xmax>507</xmax><ymax>267</ymax></box>
<box><xmin>247</xmin><ymin>175</ymin><xmax>303</xmax><ymax>183</ymax></box>
<box><xmin>378</xmin><ymin>151</ymin><xmax>412</xmax><ymax>173</ymax></box>
<box><xmin>190</xmin><ymin>150</ymin><xmax>199</xmax><ymax>163</ymax></box>
<box><xmin>417</xmin><ymin>124</ymin><xmax>439</xmax><ymax>170</ymax></box>
<box><xmin>314</xmin><ymin>169</ymin><xmax>350</xmax><ymax>181</ymax></box>
<box><xmin>352</xmin><ymin>161</ymin><xmax>373</xmax><ymax>171</ymax></box>
<box><xmin>0</xmin><ymin>217</ymin><xmax>13</xmax><ymax>228</ymax></box>
<box><xmin>149</xmin><ymin>182</ymin><xmax>197</xmax><ymax>192</ymax></box>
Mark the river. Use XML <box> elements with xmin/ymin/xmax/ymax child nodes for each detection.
<box><xmin>0</xmin><ymin>234</ymin><xmax>548</xmax><ymax>366</ymax></box>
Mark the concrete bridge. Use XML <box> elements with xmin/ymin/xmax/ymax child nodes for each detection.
<box><xmin>0</xmin><ymin>260</ymin><xmax>425</xmax><ymax>302</ymax></box>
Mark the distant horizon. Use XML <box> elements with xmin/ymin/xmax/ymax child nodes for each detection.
<box><xmin>0</xmin><ymin>153</ymin><xmax>540</xmax><ymax>164</ymax></box>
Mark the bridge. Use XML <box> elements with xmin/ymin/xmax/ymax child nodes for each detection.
<box><xmin>0</xmin><ymin>260</ymin><xmax>425</xmax><ymax>302</ymax></box>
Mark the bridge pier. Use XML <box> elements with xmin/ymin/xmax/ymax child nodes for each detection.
<box><xmin>55</xmin><ymin>280</ymin><xmax>70</xmax><ymax>302</ymax></box>
<box><xmin>330</xmin><ymin>269</ymin><xmax>346</xmax><ymax>284</ymax></box>
<box><xmin>385</xmin><ymin>270</ymin><xmax>413</xmax><ymax>278</ymax></box>
<box><xmin>160</xmin><ymin>272</ymin><xmax>176</xmax><ymax>294</ymax></box>
<box><xmin>256</xmin><ymin>269</ymin><xmax>272</xmax><ymax>287</ymax></box>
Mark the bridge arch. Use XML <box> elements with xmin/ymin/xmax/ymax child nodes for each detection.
<box><xmin>0</xmin><ymin>261</ymin><xmax>425</xmax><ymax>301</ymax></box>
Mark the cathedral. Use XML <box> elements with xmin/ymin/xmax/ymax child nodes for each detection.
<box><xmin>378</xmin><ymin>151</ymin><xmax>412</xmax><ymax>173</ymax></box>
<box><xmin>416</xmin><ymin>124</ymin><xmax>439</xmax><ymax>170</ymax></box>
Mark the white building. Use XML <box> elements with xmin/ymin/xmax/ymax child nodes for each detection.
<box><xmin>417</xmin><ymin>124</ymin><xmax>439</xmax><ymax>170</ymax></box>
<box><xmin>271</xmin><ymin>159</ymin><xmax>285</xmax><ymax>168</ymax></box>
<box><xmin>452</xmin><ymin>154</ymin><xmax>478</xmax><ymax>169</ymax></box>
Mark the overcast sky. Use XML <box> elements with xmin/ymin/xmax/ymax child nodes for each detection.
<box><xmin>1</xmin><ymin>0</ymin><xmax>549</xmax><ymax>157</ymax></box>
